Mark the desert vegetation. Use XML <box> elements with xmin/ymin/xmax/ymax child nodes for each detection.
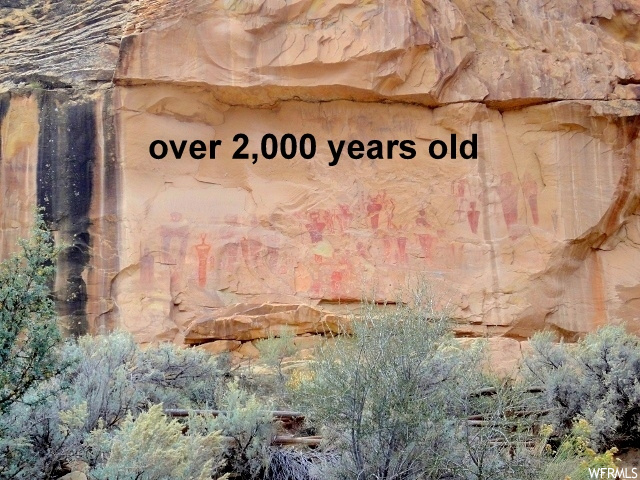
<box><xmin>0</xmin><ymin>217</ymin><xmax>635</xmax><ymax>479</ymax></box>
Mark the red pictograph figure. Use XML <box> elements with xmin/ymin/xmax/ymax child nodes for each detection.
<box><xmin>336</xmin><ymin>204</ymin><xmax>353</xmax><ymax>232</ymax></box>
<box><xmin>221</xmin><ymin>242</ymin><xmax>240</xmax><ymax>272</ymax></box>
<box><xmin>140</xmin><ymin>247</ymin><xmax>155</xmax><ymax>292</ymax></box>
<box><xmin>307</xmin><ymin>211</ymin><xmax>335</xmax><ymax>264</ymax></box>
<box><xmin>356</xmin><ymin>241</ymin><xmax>371</xmax><ymax>260</ymax></box>
<box><xmin>367</xmin><ymin>193</ymin><xmax>384</xmax><ymax>230</ymax></box>
<box><xmin>452</xmin><ymin>179</ymin><xmax>469</xmax><ymax>221</ymax></box>
<box><xmin>217</xmin><ymin>215</ymin><xmax>240</xmax><ymax>273</ymax></box>
<box><xmin>330</xmin><ymin>270</ymin><xmax>343</xmax><ymax>296</ymax></box>
<box><xmin>264</xmin><ymin>232</ymin><xmax>281</xmax><ymax>273</ymax></box>
<box><xmin>385</xmin><ymin>198</ymin><xmax>397</xmax><ymax>229</ymax></box>
<box><xmin>266</xmin><ymin>246</ymin><xmax>279</xmax><ymax>271</ymax></box>
<box><xmin>240</xmin><ymin>237</ymin><xmax>262</xmax><ymax>269</ymax></box>
<box><xmin>396</xmin><ymin>236</ymin><xmax>408</xmax><ymax>264</ymax></box>
<box><xmin>416</xmin><ymin>234</ymin><xmax>435</xmax><ymax>260</ymax></box>
<box><xmin>522</xmin><ymin>174</ymin><xmax>539</xmax><ymax>225</ymax></box>
<box><xmin>383</xmin><ymin>236</ymin><xmax>394</xmax><ymax>264</ymax></box>
<box><xmin>454</xmin><ymin>179</ymin><xmax>467</xmax><ymax>198</ymax></box>
<box><xmin>321</xmin><ymin>210</ymin><xmax>336</xmax><ymax>234</ymax></box>
<box><xmin>160</xmin><ymin>212</ymin><xmax>189</xmax><ymax>289</ymax></box>
<box><xmin>416</xmin><ymin>209</ymin><xmax>431</xmax><ymax>228</ymax></box>
<box><xmin>498</xmin><ymin>172</ymin><xmax>519</xmax><ymax>229</ymax></box>
<box><xmin>306</xmin><ymin>211</ymin><xmax>326</xmax><ymax>243</ymax></box>
<box><xmin>330</xmin><ymin>257</ymin><xmax>351</xmax><ymax>297</ymax></box>
<box><xmin>195</xmin><ymin>234</ymin><xmax>211</xmax><ymax>287</ymax></box>
<box><xmin>467</xmin><ymin>201</ymin><xmax>480</xmax><ymax>234</ymax></box>
<box><xmin>160</xmin><ymin>212</ymin><xmax>189</xmax><ymax>265</ymax></box>
<box><xmin>415</xmin><ymin>209</ymin><xmax>436</xmax><ymax>260</ymax></box>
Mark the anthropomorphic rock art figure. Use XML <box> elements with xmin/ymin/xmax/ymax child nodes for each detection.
<box><xmin>452</xmin><ymin>179</ymin><xmax>469</xmax><ymax>222</ymax></box>
<box><xmin>522</xmin><ymin>173</ymin><xmax>539</xmax><ymax>225</ymax></box>
<box><xmin>396</xmin><ymin>235</ymin><xmax>408</xmax><ymax>264</ymax></box>
<box><xmin>159</xmin><ymin>212</ymin><xmax>189</xmax><ymax>289</ymax></box>
<box><xmin>160</xmin><ymin>212</ymin><xmax>189</xmax><ymax>265</ymax></box>
<box><xmin>140</xmin><ymin>247</ymin><xmax>155</xmax><ymax>292</ymax></box>
<box><xmin>195</xmin><ymin>234</ymin><xmax>211</xmax><ymax>287</ymax></box>
<box><xmin>335</xmin><ymin>204</ymin><xmax>354</xmax><ymax>232</ymax></box>
<box><xmin>415</xmin><ymin>209</ymin><xmax>436</xmax><ymax>260</ymax></box>
<box><xmin>498</xmin><ymin>172</ymin><xmax>519</xmax><ymax>229</ymax></box>
<box><xmin>306</xmin><ymin>211</ymin><xmax>326</xmax><ymax>243</ymax></box>
<box><xmin>467</xmin><ymin>201</ymin><xmax>480</xmax><ymax>234</ymax></box>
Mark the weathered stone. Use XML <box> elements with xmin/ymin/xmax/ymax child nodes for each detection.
<box><xmin>59</xmin><ymin>473</ymin><xmax>87</xmax><ymax>480</ymax></box>
<box><xmin>1</xmin><ymin>0</ymin><xmax>640</xmax><ymax>355</ymax></box>
<box><xmin>196</xmin><ymin>340</ymin><xmax>242</xmax><ymax>355</ymax></box>
<box><xmin>185</xmin><ymin>304</ymin><xmax>350</xmax><ymax>343</ymax></box>
<box><xmin>293</xmin><ymin>335</ymin><xmax>324</xmax><ymax>350</ymax></box>
<box><xmin>237</xmin><ymin>341</ymin><xmax>260</xmax><ymax>359</ymax></box>
<box><xmin>458</xmin><ymin>337</ymin><xmax>529</xmax><ymax>377</ymax></box>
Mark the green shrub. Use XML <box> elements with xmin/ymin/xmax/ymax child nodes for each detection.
<box><xmin>537</xmin><ymin>420</ymin><xmax>619</xmax><ymax>480</ymax></box>
<box><xmin>523</xmin><ymin>325</ymin><xmax>640</xmax><ymax>449</ymax></box>
<box><xmin>207</xmin><ymin>381</ymin><xmax>274</xmax><ymax>479</ymax></box>
<box><xmin>89</xmin><ymin>404</ymin><xmax>226</xmax><ymax>480</ymax></box>
<box><xmin>297</xmin><ymin>287</ymin><xmax>485</xmax><ymax>479</ymax></box>
<box><xmin>256</xmin><ymin>328</ymin><xmax>297</xmax><ymax>384</ymax></box>
<box><xmin>0</xmin><ymin>332</ymin><xmax>226</xmax><ymax>478</ymax></box>
<box><xmin>0</xmin><ymin>213</ymin><xmax>66</xmax><ymax>415</ymax></box>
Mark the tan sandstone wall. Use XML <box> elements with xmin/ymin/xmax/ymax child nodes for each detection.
<box><xmin>1</xmin><ymin>0</ymin><xmax>640</xmax><ymax>345</ymax></box>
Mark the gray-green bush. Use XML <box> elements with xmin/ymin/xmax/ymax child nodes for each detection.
<box><xmin>297</xmin><ymin>289</ymin><xmax>489</xmax><ymax>479</ymax></box>
<box><xmin>88</xmin><ymin>404</ymin><xmax>226</xmax><ymax>480</ymax></box>
<box><xmin>523</xmin><ymin>325</ymin><xmax>640</xmax><ymax>450</ymax></box>
<box><xmin>0</xmin><ymin>332</ymin><xmax>225</xmax><ymax>479</ymax></box>
<box><xmin>207</xmin><ymin>381</ymin><xmax>274</xmax><ymax>479</ymax></box>
<box><xmin>0</xmin><ymin>213</ymin><xmax>66</xmax><ymax>415</ymax></box>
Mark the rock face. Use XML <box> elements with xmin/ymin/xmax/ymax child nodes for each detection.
<box><xmin>1</xmin><ymin>0</ymin><xmax>640</xmax><ymax>343</ymax></box>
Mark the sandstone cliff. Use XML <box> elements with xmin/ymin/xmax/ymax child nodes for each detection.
<box><xmin>1</xmin><ymin>0</ymin><xmax>639</xmax><ymax>344</ymax></box>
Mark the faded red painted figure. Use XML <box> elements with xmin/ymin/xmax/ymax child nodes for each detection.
<box><xmin>522</xmin><ymin>174</ymin><xmax>539</xmax><ymax>225</ymax></box>
<box><xmin>498</xmin><ymin>172</ymin><xmax>519</xmax><ymax>229</ymax></box>
<box><xmin>306</xmin><ymin>211</ymin><xmax>326</xmax><ymax>243</ymax></box>
<box><xmin>160</xmin><ymin>212</ymin><xmax>189</xmax><ymax>289</ymax></box>
<box><xmin>160</xmin><ymin>212</ymin><xmax>189</xmax><ymax>264</ymax></box>
<box><xmin>240</xmin><ymin>237</ymin><xmax>262</xmax><ymax>269</ymax></box>
<box><xmin>385</xmin><ymin>198</ymin><xmax>397</xmax><ymax>229</ymax></box>
<box><xmin>330</xmin><ymin>256</ymin><xmax>352</xmax><ymax>297</ymax></box>
<box><xmin>330</xmin><ymin>271</ymin><xmax>343</xmax><ymax>296</ymax></box>
<box><xmin>140</xmin><ymin>247</ymin><xmax>155</xmax><ymax>292</ymax></box>
<box><xmin>416</xmin><ymin>209</ymin><xmax>431</xmax><ymax>228</ymax></box>
<box><xmin>356</xmin><ymin>241</ymin><xmax>371</xmax><ymax>261</ymax></box>
<box><xmin>195</xmin><ymin>234</ymin><xmax>211</xmax><ymax>287</ymax></box>
<box><xmin>396</xmin><ymin>236</ymin><xmax>408</xmax><ymax>264</ymax></box>
<box><xmin>467</xmin><ymin>201</ymin><xmax>480</xmax><ymax>234</ymax></box>
<box><xmin>335</xmin><ymin>204</ymin><xmax>354</xmax><ymax>233</ymax></box>
<box><xmin>266</xmin><ymin>244</ymin><xmax>280</xmax><ymax>273</ymax></box>
<box><xmin>221</xmin><ymin>242</ymin><xmax>240</xmax><ymax>272</ymax></box>
<box><xmin>367</xmin><ymin>193</ymin><xmax>385</xmax><ymax>230</ymax></box>
<box><xmin>416</xmin><ymin>234</ymin><xmax>435</xmax><ymax>260</ymax></box>
<box><xmin>415</xmin><ymin>209</ymin><xmax>435</xmax><ymax>260</ymax></box>
<box><xmin>383</xmin><ymin>236</ymin><xmax>394</xmax><ymax>264</ymax></box>
<box><xmin>452</xmin><ymin>179</ymin><xmax>469</xmax><ymax>222</ymax></box>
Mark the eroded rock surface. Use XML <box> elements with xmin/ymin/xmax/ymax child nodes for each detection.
<box><xmin>0</xmin><ymin>0</ymin><xmax>639</xmax><ymax>348</ymax></box>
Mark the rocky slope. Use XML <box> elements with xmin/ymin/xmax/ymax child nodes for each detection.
<box><xmin>1</xmin><ymin>0</ymin><xmax>639</xmax><ymax>345</ymax></box>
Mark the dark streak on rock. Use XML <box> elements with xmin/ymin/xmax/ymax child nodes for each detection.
<box><xmin>0</xmin><ymin>92</ymin><xmax>9</xmax><ymax>200</ymax></box>
<box><xmin>37</xmin><ymin>90</ymin><xmax>95</xmax><ymax>336</ymax></box>
<box><xmin>97</xmin><ymin>87</ymin><xmax>120</xmax><ymax>332</ymax></box>
<box><xmin>0</xmin><ymin>92</ymin><xmax>10</xmax><ymax>175</ymax></box>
